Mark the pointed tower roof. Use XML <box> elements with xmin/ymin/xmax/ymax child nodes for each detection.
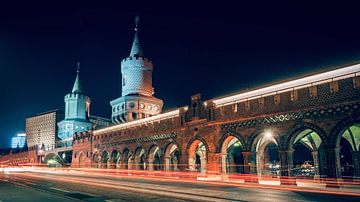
<box><xmin>72</xmin><ymin>62</ymin><xmax>83</xmax><ymax>94</ymax></box>
<box><xmin>130</xmin><ymin>15</ymin><xmax>144</xmax><ymax>57</ymax></box>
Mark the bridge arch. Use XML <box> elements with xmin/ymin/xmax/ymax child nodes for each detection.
<box><xmin>78</xmin><ymin>151</ymin><xmax>84</xmax><ymax>168</ymax></box>
<box><xmin>164</xmin><ymin>140</ymin><xmax>181</xmax><ymax>171</ymax></box>
<box><xmin>110</xmin><ymin>150</ymin><xmax>121</xmax><ymax>169</ymax></box>
<box><xmin>285</xmin><ymin>122</ymin><xmax>327</xmax><ymax>178</ymax></box>
<box><xmin>44</xmin><ymin>153</ymin><xmax>64</xmax><ymax>167</ymax></box>
<box><xmin>248</xmin><ymin>128</ymin><xmax>281</xmax><ymax>176</ymax></box>
<box><xmin>134</xmin><ymin>147</ymin><xmax>146</xmax><ymax>170</ymax></box>
<box><xmin>121</xmin><ymin>148</ymin><xmax>132</xmax><ymax>169</ymax></box>
<box><xmin>101</xmin><ymin>150</ymin><xmax>110</xmax><ymax>169</ymax></box>
<box><xmin>92</xmin><ymin>150</ymin><xmax>101</xmax><ymax>168</ymax></box>
<box><xmin>330</xmin><ymin>116</ymin><xmax>360</xmax><ymax>178</ymax></box>
<box><xmin>186</xmin><ymin>137</ymin><xmax>209</xmax><ymax>174</ymax></box>
<box><xmin>218</xmin><ymin>131</ymin><xmax>246</xmax><ymax>175</ymax></box>
<box><xmin>148</xmin><ymin>144</ymin><xmax>162</xmax><ymax>171</ymax></box>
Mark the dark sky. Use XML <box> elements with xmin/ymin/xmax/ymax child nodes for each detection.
<box><xmin>1</xmin><ymin>1</ymin><xmax>360</xmax><ymax>148</ymax></box>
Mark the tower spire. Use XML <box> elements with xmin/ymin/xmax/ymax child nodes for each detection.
<box><xmin>72</xmin><ymin>62</ymin><xmax>83</xmax><ymax>94</ymax></box>
<box><xmin>130</xmin><ymin>15</ymin><xmax>143</xmax><ymax>57</ymax></box>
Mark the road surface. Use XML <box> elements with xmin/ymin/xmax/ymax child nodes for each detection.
<box><xmin>1</xmin><ymin>170</ymin><xmax>360</xmax><ymax>202</ymax></box>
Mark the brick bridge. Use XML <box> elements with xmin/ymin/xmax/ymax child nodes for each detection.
<box><xmin>72</xmin><ymin>63</ymin><xmax>360</xmax><ymax>182</ymax></box>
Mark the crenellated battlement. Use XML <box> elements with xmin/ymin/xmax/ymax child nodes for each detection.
<box><xmin>65</xmin><ymin>93</ymin><xmax>87</xmax><ymax>100</ymax></box>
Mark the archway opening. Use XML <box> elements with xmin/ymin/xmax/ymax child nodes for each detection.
<box><xmin>134</xmin><ymin>148</ymin><xmax>146</xmax><ymax>170</ymax></box>
<box><xmin>93</xmin><ymin>152</ymin><xmax>100</xmax><ymax>168</ymax></box>
<box><xmin>338</xmin><ymin>124</ymin><xmax>360</xmax><ymax>178</ymax></box>
<box><xmin>44</xmin><ymin>153</ymin><xmax>64</xmax><ymax>167</ymax></box>
<box><xmin>221</xmin><ymin>136</ymin><xmax>244</xmax><ymax>175</ymax></box>
<box><xmin>165</xmin><ymin>143</ymin><xmax>180</xmax><ymax>171</ymax></box>
<box><xmin>148</xmin><ymin>145</ymin><xmax>162</xmax><ymax>171</ymax></box>
<box><xmin>78</xmin><ymin>152</ymin><xmax>84</xmax><ymax>168</ymax></box>
<box><xmin>110</xmin><ymin>150</ymin><xmax>120</xmax><ymax>169</ymax></box>
<box><xmin>101</xmin><ymin>151</ymin><xmax>110</xmax><ymax>169</ymax></box>
<box><xmin>255</xmin><ymin>132</ymin><xmax>280</xmax><ymax>176</ymax></box>
<box><xmin>291</xmin><ymin>129</ymin><xmax>323</xmax><ymax>178</ymax></box>
<box><xmin>122</xmin><ymin>149</ymin><xmax>131</xmax><ymax>169</ymax></box>
<box><xmin>188</xmin><ymin>140</ymin><xmax>207</xmax><ymax>173</ymax></box>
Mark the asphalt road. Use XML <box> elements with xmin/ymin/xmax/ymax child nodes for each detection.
<box><xmin>1</xmin><ymin>170</ymin><xmax>360</xmax><ymax>202</ymax></box>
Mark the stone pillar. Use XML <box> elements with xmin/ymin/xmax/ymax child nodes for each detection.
<box><xmin>243</xmin><ymin>151</ymin><xmax>257</xmax><ymax>183</ymax></box>
<box><xmin>256</xmin><ymin>153</ymin><xmax>264</xmax><ymax>176</ymax></box>
<box><xmin>242</xmin><ymin>151</ymin><xmax>251</xmax><ymax>174</ymax></box>
<box><xmin>312</xmin><ymin>150</ymin><xmax>320</xmax><ymax>178</ymax></box>
<box><xmin>148</xmin><ymin>157</ymin><xmax>154</xmax><ymax>171</ymax></box>
<box><xmin>352</xmin><ymin>151</ymin><xmax>360</xmax><ymax>178</ymax></box>
<box><xmin>323</xmin><ymin>146</ymin><xmax>340</xmax><ymax>188</ymax></box>
<box><xmin>164</xmin><ymin>156</ymin><xmax>171</xmax><ymax>171</ymax></box>
<box><xmin>221</xmin><ymin>154</ymin><xmax>228</xmax><ymax>180</ymax></box>
<box><xmin>179</xmin><ymin>154</ymin><xmax>189</xmax><ymax>172</ymax></box>
<box><xmin>228</xmin><ymin>154</ymin><xmax>235</xmax><ymax>174</ymax></box>
<box><xmin>324</xmin><ymin>146</ymin><xmax>338</xmax><ymax>178</ymax></box>
<box><xmin>279</xmin><ymin>149</ymin><xmax>296</xmax><ymax>185</ymax></box>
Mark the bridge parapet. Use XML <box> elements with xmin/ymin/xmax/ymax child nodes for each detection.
<box><xmin>210</xmin><ymin>64</ymin><xmax>360</xmax><ymax>123</ymax></box>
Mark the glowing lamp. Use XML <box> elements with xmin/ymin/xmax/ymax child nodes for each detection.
<box><xmin>264</xmin><ymin>132</ymin><xmax>272</xmax><ymax>138</ymax></box>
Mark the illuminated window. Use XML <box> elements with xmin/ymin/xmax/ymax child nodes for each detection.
<box><xmin>353</xmin><ymin>76</ymin><xmax>360</xmax><ymax>88</ymax></box>
<box><xmin>309</xmin><ymin>86</ymin><xmax>317</xmax><ymax>97</ymax></box>
<box><xmin>258</xmin><ymin>97</ymin><xmax>264</xmax><ymax>109</ymax></box>
<box><xmin>290</xmin><ymin>90</ymin><xmax>298</xmax><ymax>102</ymax></box>
<box><xmin>274</xmin><ymin>94</ymin><xmax>281</xmax><ymax>105</ymax></box>
<box><xmin>244</xmin><ymin>101</ymin><xmax>250</xmax><ymax>112</ymax></box>
<box><xmin>122</xmin><ymin>76</ymin><xmax>126</xmax><ymax>86</ymax></box>
<box><xmin>330</xmin><ymin>81</ymin><xmax>339</xmax><ymax>93</ymax></box>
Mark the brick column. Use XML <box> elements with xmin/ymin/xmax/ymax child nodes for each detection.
<box><xmin>179</xmin><ymin>154</ymin><xmax>189</xmax><ymax>172</ymax></box>
<box><xmin>164</xmin><ymin>156</ymin><xmax>171</xmax><ymax>171</ymax></box>
<box><xmin>279</xmin><ymin>149</ymin><xmax>296</xmax><ymax>185</ymax></box>
<box><xmin>242</xmin><ymin>151</ymin><xmax>251</xmax><ymax>174</ymax></box>
<box><xmin>324</xmin><ymin>146</ymin><xmax>338</xmax><ymax>178</ymax></box>
<box><xmin>323</xmin><ymin>145</ymin><xmax>341</xmax><ymax>188</ymax></box>
<box><xmin>312</xmin><ymin>150</ymin><xmax>320</xmax><ymax>178</ymax></box>
<box><xmin>243</xmin><ymin>151</ymin><xmax>258</xmax><ymax>183</ymax></box>
<box><xmin>352</xmin><ymin>151</ymin><xmax>360</xmax><ymax>178</ymax></box>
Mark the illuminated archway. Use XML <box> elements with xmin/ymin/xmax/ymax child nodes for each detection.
<box><xmin>290</xmin><ymin>129</ymin><xmax>324</xmax><ymax>178</ymax></box>
<box><xmin>134</xmin><ymin>147</ymin><xmax>146</xmax><ymax>170</ymax></box>
<box><xmin>110</xmin><ymin>150</ymin><xmax>121</xmax><ymax>169</ymax></box>
<box><xmin>121</xmin><ymin>148</ymin><xmax>132</xmax><ymax>169</ymax></box>
<box><xmin>148</xmin><ymin>145</ymin><xmax>162</xmax><ymax>171</ymax></box>
<box><xmin>188</xmin><ymin>139</ymin><xmax>207</xmax><ymax>174</ymax></box>
<box><xmin>164</xmin><ymin>142</ymin><xmax>180</xmax><ymax>171</ymax></box>
<box><xmin>101</xmin><ymin>151</ymin><xmax>110</xmax><ymax>169</ymax></box>
<box><xmin>251</xmin><ymin>131</ymin><xmax>280</xmax><ymax>176</ymax></box>
<box><xmin>92</xmin><ymin>151</ymin><xmax>101</xmax><ymax>168</ymax></box>
<box><xmin>44</xmin><ymin>153</ymin><xmax>64</xmax><ymax>167</ymax></box>
<box><xmin>78</xmin><ymin>151</ymin><xmax>84</xmax><ymax>168</ymax></box>
<box><xmin>337</xmin><ymin>124</ymin><xmax>360</xmax><ymax>178</ymax></box>
<box><xmin>220</xmin><ymin>135</ymin><xmax>244</xmax><ymax>174</ymax></box>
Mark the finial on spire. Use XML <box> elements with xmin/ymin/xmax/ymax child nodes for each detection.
<box><xmin>135</xmin><ymin>15</ymin><xmax>140</xmax><ymax>32</ymax></box>
<box><xmin>77</xmin><ymin>62</ymin><xmax>80</xmax><ymax>73</ymax></box>
<box><xmin>72</xmin><ymin>62</ymin><xmax>83</xmax><ymax>94</ymax></box>
<box><xmin>130</xmin><ymin>15</ymin><xmax>144</xmax><ymax>57</ymax></box>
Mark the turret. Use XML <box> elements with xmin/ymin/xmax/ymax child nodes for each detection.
<box><xmin>110</xmin><ymin>16</ymin><xmax>163</xmax><ymax>124</ymax></box>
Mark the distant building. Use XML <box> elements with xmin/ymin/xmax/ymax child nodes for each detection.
<box><xmin>11</xmin><ymin>133</ymin><xmax>26</xmax><ymax>149</ymax></box>
<box><xmin>26</xmin><ymin>110</ymin><xmax>64</xmax><ymax>151</ymax></box>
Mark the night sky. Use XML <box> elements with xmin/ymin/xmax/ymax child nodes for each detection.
<box><xmin>1</xmin><ymin>1</ymin><xmax>360</xmax><ymax>148</ymax></box>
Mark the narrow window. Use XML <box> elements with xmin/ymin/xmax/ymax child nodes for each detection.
<box><xmin>290</xmin><ymin>90</ymin><xmax>298</xmax><ymax>101</ymax></box>
<box><xmin>245</xmin><ymin>101</ymin><xmax>250</xmax><ymax>112</ymax></box>
<box><xmin>309</xmin><ymin>86</ymin><xmax>317</xmax><ymax>97</ymax></box>
<box><xmin>274</xmin><ymin>94</ymin><xmax>281</xmax><ymax>105</ymax></box>
<box><xmin>330</xmin><ymin>80</ymin><xmax>339</xmax><ymax>93</ymax></box>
